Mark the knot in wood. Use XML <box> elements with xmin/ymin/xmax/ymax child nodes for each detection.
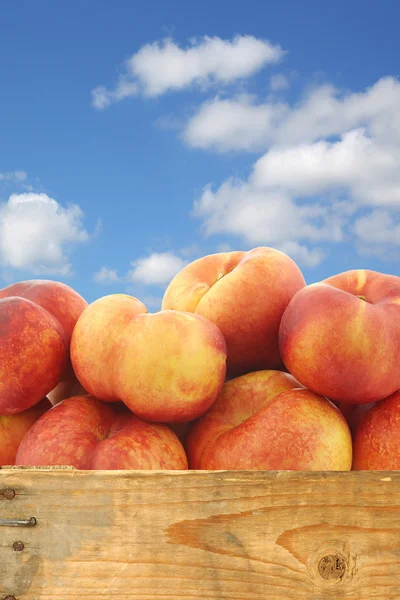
<box><xmin>318</xmin><ymin>553</ymin><xmax>346</xmax><ymax>580</ymax></box>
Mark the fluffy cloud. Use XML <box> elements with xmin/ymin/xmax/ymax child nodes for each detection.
<box><xmin>183</xmin><ymin>95</ymin><xmax>287</xmax><ymax>152</ymax></box>
<box><xmin>0</xmin><ymin>193</ymin><xmax>89</xmax><ymax>274</ymax></box>
<box><xmin>251</xmin><ymin>128</ymin><xmax>400</xmax><ymax>205</ymax></box>
<box><xmin>92</xmin><ymin>35</ymin><xmax>284</xmax><ymax>107</ymax></box>
<box><xmin>193</xmin><ymin>130</ymin><xmax>400</xmax><ymax>264</ymax></box>
<box><xmin>127</xmin><ymin>252</ymin><xmax>188</xmax><ymax>285</ymax></box>
<box><xmin>194</xmin><ymin>182</ymin><xmax>337</xmax><ymax>267</ymax></box>
<box><xmin>192</xmin><ymin>76</ymin><xmax>400</xmax><ymax>264</ymax></box>
<box><xmin>92</xmin><ymin>32</ymin><xmax>400</xmax><ymax>268</ymax></box>
<box><xmin>184</xmin><ymin>76</ymin><xmax>400</xmax><ymax>152</ymax></box>
<box><xmin>94</xmin><ymin>251</ymin><xmax>192</xmax><ymax>288</ymax></box>
<box><xmin>272</xmin><ymin>77</ymin><xmax>400</xmax><ymax>147</ymax></box>
<box><xmin>354</xmin><ymin>209</ymin><xmax>400</xmax><ymax>245</ymax></box>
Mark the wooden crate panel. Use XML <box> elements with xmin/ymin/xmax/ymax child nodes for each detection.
<box><xmin>1</xmin><ymin>468</ymin><xmax>400</xmax><ymax>599</ymax></box>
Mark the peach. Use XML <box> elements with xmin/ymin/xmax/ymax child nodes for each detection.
<box><xmin>0</xmin><ymin>297</ymin><xmax>67</xmax><ymax>414</ymax></box>
<box><xmin>16</xmin><ymin>395</ymin><xmax>188</xmax><ymax>470</ymax></box>
<box><xmin>0</xmin><ymin>279</ymin><xmax>88</xmax><ymax>393</ymax></box>
<box><xmin>0</xmin><ymin>279</ymin><xmax>87</xmax><ymax>344</ymax></box>
<box><xmin>71</xmin><ymin>295</ymin><xmax>227</xmax><ymax>422</ymax></box>
<box><xmin>186</xmin><ymin>370</ymin><xmax>352</xmax><ymax>471</ymax></box>
<box><xmin>279</xmin><ymin>269</ymin><xmax>400</xmax><ymax>404</ymax></box>
<box><xmin>161</xmin><ymin>247</ymin><xmax>306</xmax><ymax>376</ymax></box>
<box><xmin>352</xmin><ymin>390</ymin><xmax>400</xmax><ymax>470</ymax></box>
<box><xmin>0</xmin><ymin>398</ymin><xmax>51</xmax><ymax>465</ymax></box>
<box><xmin>71</xmin><ymin>294</ymin><xmax>148</xmax><ymax>402</ymax></box>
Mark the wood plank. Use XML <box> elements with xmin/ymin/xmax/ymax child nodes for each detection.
<box><xmin>1</xmin><ymin>469</ymin><xmax>400</xmax><ymax>599</ymax></box>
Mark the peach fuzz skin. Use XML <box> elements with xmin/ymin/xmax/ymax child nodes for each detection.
<box><xmin>352</xmin><ymin>390</ymin><xmax>400</xmax><ymax>470</ymax></box>
<box><xmin>0</xmin><ymin>279</ymin><xmax>88</xmax><ymax>348</ymax></box>
<box><xmin>186</xmin><ymin>370</ymin><xmax>352</xmax><ymax>471</ymax></box>
<box><xmin>161</xmin><ymin>247</ymin><xmax>306</xmax><ymax>377</ymax></box>
<box><xmin>71</xmin><ymin>294</ymin><xmax>149</xmax><ymax>402</ymax></box>
<box><xmin>0</xmin><ymin>398</ymin><xmax>51</xmax><ymax>465</ymax></box>
<box><xmin>279</xmin><ymin>269</ymin><xmax>400</xmax><ymax>404</ymax></box>
<box><xmin>71</xmin><ymin>295</ymin><xmax>227</xmax><ymax>423</ymax></box>
<box><xmin>0</xmin><ymin>297</ymin><xmax>67</xmax><ymax>415</ymax></box>
<box><xmin>0</xmin><ymin>280</ymin><xmax>88</xmax><ymax>405</ymax></box>
<box><xmin>16</xmin><ymin>395</ymin><xmax>188</xmax><ymax>470</ymax></box>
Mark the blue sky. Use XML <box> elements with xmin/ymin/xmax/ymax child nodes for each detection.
<box><xmin>1</xmin><ymin>1</ymin><xmax>399</xmax><ymax>307</ymax></box>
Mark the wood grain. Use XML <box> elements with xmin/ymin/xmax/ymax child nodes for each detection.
<box><xmin>1</xmin><ymin>468</ymin><xmax>400</xmax><ymax>599</ymax></box>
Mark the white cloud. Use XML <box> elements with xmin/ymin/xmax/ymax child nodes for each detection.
<box><xmin>183</xmin><ymin>95</ymin><xmax>288</xmax><ymax>152</ymax></box>
<box><xmin>190</xmin><ymin>76</ymin><xmax>400</xmax><ymax>264</ymax></box>
<box><xmin>194</xmin><ymin>180</ymin><xmax>343</xmax><ymax>264</ymax></box>
<box><xmin>0</xmin><ymin>193</ymin><xmax>89</xmax><ymax>274</ymax></box>
<box><xmin>251</xmin><ymin>128</ymin><xmax>400</xmax><ymax>205</ymax></box>
<box><xmin>184</xmin><ymin>76</ymin><xmax>400</xmax><ymax>152</ymax></box>
<box><xmin>353</xmin><ymin>209</ymin><xmax>400</xmax><ymax>259</ymax></box>
<box><xmin>91</xmin><ymin>79</ymin><xmax>139</xmax><ymax>110</ymax></box>
<box><xmin>0</xmin><ymin>170</ymin><xmax>27</xmax><ymax>183</ymax></box>
<box><xmin>92</xmin><ymin>33</ymin><xmax>400</xmax><ymax>268</ymax></box>
<box><xmin>272</xmin><ymin>77</ymin><xmax>400</xmax><ymax>147</ymax></box>
<box><xmin>270</xmin><ymin>74</ymin><xmax>289</xmax><ymax>91</ymax></box>
<box><xmin>193</xmin><ymin>127</ymin><xmax>400</xmax><ymax>263</ymax></box>
<box><xmin>92</xmin><ymin>35</ymin><xmax>284</xmax><ymax>107</ymax></box>
<box><xmin>94</xmin><ymin>249</ymin><xmax>201</xmax><ymax>289</ymax></box>
<box><xmin>93</xmin><ymin>267</ymin><xmax>120</xmax><ymax>283</ymax></box>
<box><xmin>127</xmin><ymin>252</ymin><xmax>188</xmax><ymax>285</ymax></box>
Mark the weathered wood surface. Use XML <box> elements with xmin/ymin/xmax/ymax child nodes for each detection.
<box><xmin>1</xmin><ymin>468</ymin><xmax>400</xmax><ymax>599</ymax></box>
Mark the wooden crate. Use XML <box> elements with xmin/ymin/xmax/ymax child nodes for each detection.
<box><xmin>1</xmin><ymin>467</ymin><xmax>399</xmax><ymax>599</ymax></box>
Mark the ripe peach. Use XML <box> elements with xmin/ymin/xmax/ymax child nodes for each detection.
<box><xmin>16</xmin><ymin>395</ymin><xmax>188</xmax><ymax>470</ymax></box>
<box><xmin>162</xmin><ymin>247</ymin><xmax>305</xmax><ymax>376</ymax></box>
<box><xmin>186</xmin><ymin>370</ymin><xmax>352</xmax><ymax>471</ymax></box>
<box><xmin>0</xmin><ymin>398</ymin><xmax>51</xmax><ymax>465</ymax></box>
<box><xmin>279</xmin><ymin>269</ymin><xmax>400</xmax><ymax>404</ymax></box>
<box><xmin>71</xmin><ymin>295</ymin><xmax>227</xmax><ymax>422</ymax></box>
<box><xmin>0</xmin><ymin>297</ymin><xmax>67</xmax><ymax>414</ymax></box>
<box><xmin>352</xmin><ymin>390</ymin><xmax>400</xmax><ymax>470</ymax></box>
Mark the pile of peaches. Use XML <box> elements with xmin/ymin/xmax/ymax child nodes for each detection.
<box><xmin>1</xmin><ymin>246</ymin><xmax>400</xmax><ymax>471</ymax></box>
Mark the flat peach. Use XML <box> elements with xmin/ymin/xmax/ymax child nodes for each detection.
<box><xmin>162</xmin><ymin>247</ymin><xmax>305</xmax><ymax>376</ymax></box>
<box><xmin>187</xmin><ymin>370</ymin><xmax>352</xmax><ymax>471</ymax></box>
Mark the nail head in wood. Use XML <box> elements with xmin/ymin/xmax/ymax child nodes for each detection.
<box><xmin>13</xmin><ymin>541</ymin><xmax>24</xmax><ymax>552</ymax></box>
<box><xmin>2</xmin><ymin>488</ymin><xmax>15</xmax><ymax>500</ymax></box>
